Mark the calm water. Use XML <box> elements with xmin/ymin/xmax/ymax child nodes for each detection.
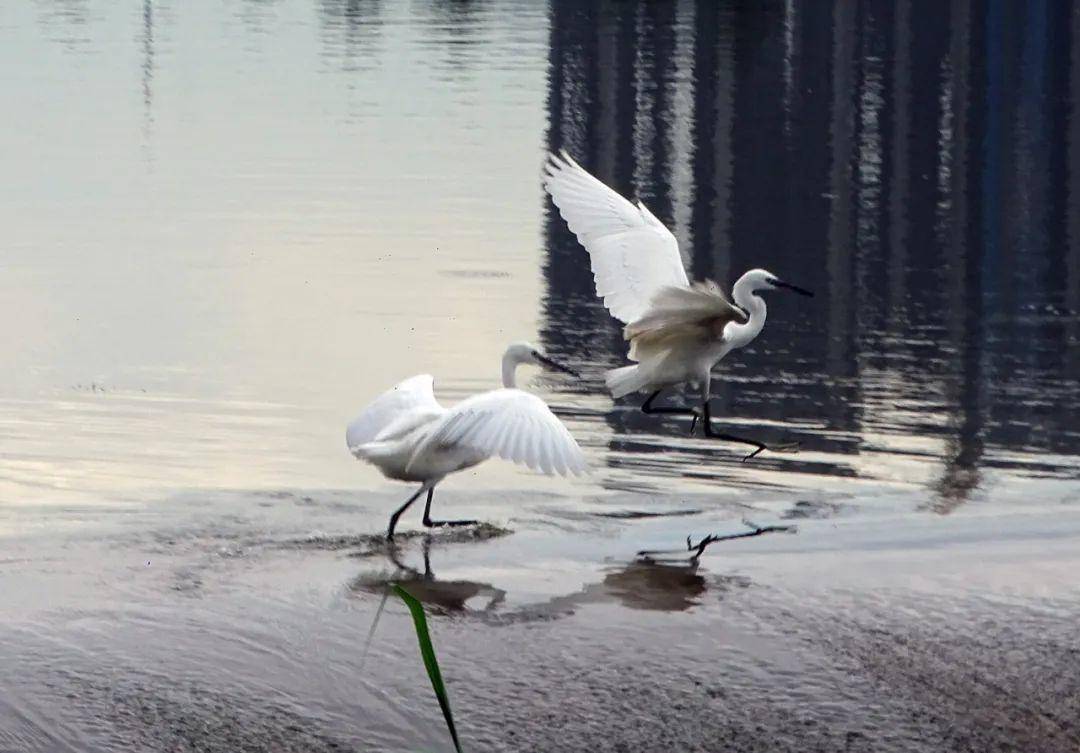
<box><xmin>2</xmin><ymin>0</ymin><xmax>1078</xmax><ymax>511</ymax></box>
<box><xmin>2</xmin><ymin>2</ymin><xmax>1080</xmax><ymax>751</ymax></box>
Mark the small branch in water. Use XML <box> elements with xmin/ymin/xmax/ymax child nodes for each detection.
<box><xmin>637</xmin><ymin>519</ymin><xmax>797</xmax><ymax>563</ymax></box>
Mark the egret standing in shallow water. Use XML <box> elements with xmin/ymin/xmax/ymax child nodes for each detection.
<box><xmin>347</xmin><ymin>342</ymin><xmax>588</xmax><ymax>539</ymax></box>
<box><xmin>543</xmin><ymin>150</ymin><xmax>814</xmax><ymax>459</ymax></box>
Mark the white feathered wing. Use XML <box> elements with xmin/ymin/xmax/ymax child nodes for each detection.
<box><xmin>606</xmin><ymin>282</ymin><xmax>748</xmax><ymax>398</ymax></box>
<box><xmin>407</xmin><ymin>388</ymin><xmax>588</xmax><ymax>477</ymax></box>
<box><xmin>543</xmin><ymin>150</ymin><xmax>690</xmax><ymax>324</ymax></box>
<box><xmin>346</xmin><ymin>374</ymin><xmax>444</xmax><ymax>454</ymax></box>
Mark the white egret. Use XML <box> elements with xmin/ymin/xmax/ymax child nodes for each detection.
<box><xmin>543</xmin><ymin>150</ymin><xmax>813</xmax><ymax>459</ymax></box>
<box><xmin>346</xmin><ymin>342</ymin><xmax>588</xmax><ymax>539</ymax></box>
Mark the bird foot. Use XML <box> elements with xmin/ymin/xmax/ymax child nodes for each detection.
<box><xmin>422</xmin><ymin>518</ymin><xmax>480</xmax><ymax>529</ymax></box>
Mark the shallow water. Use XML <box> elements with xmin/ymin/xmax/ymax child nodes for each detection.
<box><xmin>2</xmin><ymin>1</ymin><xmax>1080</xmax><ymax>751</ymax></box>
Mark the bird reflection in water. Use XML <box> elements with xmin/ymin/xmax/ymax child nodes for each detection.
<box><xmin>589</xmin><ymin>560</ymin><xmax>709</xmax><ymax>612</ymax></box>
<box><xmin>349</xmin><ymin>537</ymin><xmax>506</xmax><ymax>614</ymax></box>
<box><xmin>350</xmin><ymin>536</ymin><xmax>758</xmax><ymax>618</ymax></box>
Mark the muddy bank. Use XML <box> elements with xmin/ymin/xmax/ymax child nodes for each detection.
<box><xmin>1</xmin><ymin>490</ymin><xmax>1078</xmax><ymax>752</ymax></box>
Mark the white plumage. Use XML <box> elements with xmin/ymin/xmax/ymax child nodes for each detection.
<box><xmin>347</xmin><ymin>342</ymin><xmax>587</xmax><ymax>538</ymax></box>
<box><xmin>542</xmin><ymin>150</ymin><xmax>689</xmax><ymax>324</ymax></box>
<box><xmin>346</xmin><ymin>374</ymin><xmax>442</xmax><ymax>451</ymax></box>
<box><xmin>543</xmin><ymin>151</ymin><xmax>814</xmax><ymax>458</ymax></box>
<box><xmin>408</xmin><ymin>388</ymin><xmax>586</xmax><ymax>477</ymax></box>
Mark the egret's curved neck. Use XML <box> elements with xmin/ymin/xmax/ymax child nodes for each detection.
<box><xmin>728</xmin><ymin>275</ymin><xmax>767</xmax><ymax>347</ymax></box>
<box><xmin>501</xmin><ymin>352</ymin><xmax>526</xmax><ymax>388</ymax></box>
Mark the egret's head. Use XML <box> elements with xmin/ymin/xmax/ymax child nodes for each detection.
<box><xmin>501</xmin><ymin>341</ymin><xmax>578</xmax><ymax>388</ymax></box>
<box><xmin>503</xmin><ymin>341</ymin><xmax>579</xmax><ymax>377</ymax></box>
<box><xmin>742</xmin><ymin>268</ymin><xmax>814</xmax><ymax>297</ymax></box>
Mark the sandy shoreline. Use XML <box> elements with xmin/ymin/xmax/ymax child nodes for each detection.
<box><xmin>1</xmin><ymin>488</ymin><xmax>1078</xmax><ymax>752</ymax></box>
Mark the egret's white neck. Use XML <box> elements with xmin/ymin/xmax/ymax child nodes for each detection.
<box><xmin>727</xmin><ymin>274</ymin><xmax>768</xmax><ymax>348</ymax></box>
<box><xmin>501</xmin><ymin>351</ymin><xmax>527</xmax><ymax>388</ymax></box>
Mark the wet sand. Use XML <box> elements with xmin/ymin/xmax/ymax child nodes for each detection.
<box><xmin>2</xmin><ymin>488</ymin><xmax>1078</xmax><ymax>752</ymax></box>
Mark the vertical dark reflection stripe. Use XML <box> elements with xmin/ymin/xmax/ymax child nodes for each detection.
<box><xmin>634</xmin><ymin>2</ymin><xmax>677</xmax><ymax>219</ymax></box>
<box><xmin>1068</xmin><ymin>0</ymin><xmax>1080</xmax><ymax>386</ymax></box>
<box><xmin>981</xmin><ymin>0</ymin><xmax>1022</xmax><ymax>316</ymax></box>
<box><xmin>596</xmin><ymin>2</ymin><xmax>619</xmax><ymax>180</ymax></box>
<box><xmin>1035</xmin><ymin>0</ymin><xmax>1073</xmax><ymax>389</ymax></box>
<box><xmin>541</xmin><ymin>0</ymin><xmax>612</xmax><ymax>371</ymax></box>
<box><xmin>140</xmin><ymin>0</ymin><xmax>155</xmax><ymax>164</ymax></box>
<box><xmin>853</xmin><ymin>2</ymin><xmax>888</xmax><ymax>346</ymax></box>
<box><xmin>1015</xmin><ymin>0</ymin><xmax>1052</xmax><ymax>372</ymax></box>
<box><xmin>782</xmin><ymin>0</ymin><xmax>799</xmax><ymax>140</ymax></box>
<box><xmin>887</xmin><ymin>0</ymin><xmax>910</xmax><ymax>320</ymax></box>
<box><xmin>1040</xmin><ymin>0</ymin><xmax>1079</xmax><ymax>451</ymax></box>
<box><xmin>689</xmin><ymin>1</ymin><xmax>734</xmax><ymax>285</ymax></box>
<box><xmin>933</xmin><ymin>0</ymin><xmax>986</xmax><ymax>511</ymax></box>
<box><xmin>826</xmin><ymin>0</ymin><xmax>857</xmax><ymax>377</ymax></box>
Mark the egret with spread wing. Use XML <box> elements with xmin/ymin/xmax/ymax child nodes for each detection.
<box><xmin>543</xmin><ymin>150</ymin><xmax>813</xmax><ymax>459</ymax></box>
<box><xmin>347</xmin><ymin>342</ymin><xmax>588</xmax><ymax>539</ymax></box>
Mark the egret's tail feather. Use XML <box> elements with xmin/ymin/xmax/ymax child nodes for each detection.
<box><xmin>605</xmin><ymin>365</ymin><xmax>649</xmax><ymax>399</ymax></box>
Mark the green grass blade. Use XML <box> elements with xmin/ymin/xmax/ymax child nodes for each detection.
<box><xmin>392</xmin><ymin>584</ymin><xmax>463</xmax><ymax>753</ymax></box>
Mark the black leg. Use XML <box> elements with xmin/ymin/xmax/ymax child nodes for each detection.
<box><xmin>386</xmin><ymin>542</ymin><xmax>412</xmax><ymax>572</ymax></box>
<box><xmin>387</xmin><ymin>485</ymin><xmax>427</xmax><ymax>540</ymax></box>
<box><xmin>642</xmin><ymin>389</ymin><xmax>700</xmax><ymax>435</ymax></box>
<box><xmin>421</xmin><ymin>538</ymin><xmax>433</xmax><ymax>579</ymax></box>
<box><xmin>701</xmin><ymin>401</ymin><xmax>799</xmax><ymax>461</ymax></box>
<box><xmin>421</xmin><ymin>488</ymin><xmax>478</xmax><ymax>530</ymax></box>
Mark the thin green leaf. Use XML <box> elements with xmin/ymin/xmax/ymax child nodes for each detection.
<box><xmin>392</xmin><ymin>584</ymin><xmax>463</xmax><ymax>753</ymax></box>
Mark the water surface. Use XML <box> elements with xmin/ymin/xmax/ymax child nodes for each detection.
<box><xmin>3</xmin><ymin>0</ymin><xmax>1078</xmax><ymax>509</ymax></box>
<box><xmin>2</xmin><ymin>2</ymin><xmax>1079</xmax><ymax>751</ymax></box>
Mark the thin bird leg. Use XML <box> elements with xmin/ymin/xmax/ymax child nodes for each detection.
<box><xmin>421</xmin><ymin>537</ymin><xmax>434</xmax><ymax>579</ymax></box>
<box><xmin>701</xmin><ymin>400</ymin><xmax>800</xmax><ymax>461</ymax></box>
<box><xmin>637</xmin><ymin>520</ymin><xmax>797</xmax><ymax>563</ymax></box>
<box><xmin>421</xmin><ymin>488</ymin><xmax>479</xmax><ymax>530</ymax></box>
<box><xmin>386</xmin><ymin>485</ymin><xmax>428</xmax><ymax>540</ymax></box>
<box><xmin>386</xmin><ymin>542</ymin><xmax>416</xmax><ymax>573</ymax></box>
<box><xmin>641</xmin><ymin>389</ymin><xmax>701</xmax><ymax>435</ymax></box>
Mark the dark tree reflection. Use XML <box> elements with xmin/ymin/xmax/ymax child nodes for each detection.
<box><xmin>541</xmin><ymin>0</ymin><xmax>1080</xmax><ymax>509</ymax></box>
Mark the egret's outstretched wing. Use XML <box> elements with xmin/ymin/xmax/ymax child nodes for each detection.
<box><xmin>543</xmin><ymin>150</ymin><xmax>689</xmax><ymax>324</ymax></box>
<box><xmin>624</xmin><ymin>281</ymin><xmax>749</xmax><ymax>362</ymax></box>
<box><xmin>346</xmin><ymin>374</ymin><xmax>443</xmax><ymax>453</ymax></box>
<box><xmin>407</xmin><ymin>389</ymin><xmax>587</xmax><ymax>477</ymax></box>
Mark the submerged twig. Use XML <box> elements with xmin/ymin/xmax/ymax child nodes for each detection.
<box><xmin>358</xmin><ymin>583</ymin><xmax>393</xmax><ymax>674</ymax></box>
<box><xmin>637</xmin><ymin>519</ymin><xmax>797</xmax><ymax>563</ymax></box>
<box><xmin>359</xmin><ymin>543</ymin><xmax>411</xmax><ymax>673</ymax></box>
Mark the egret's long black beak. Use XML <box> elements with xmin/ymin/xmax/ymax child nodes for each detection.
<box><xmin>774</xmin><ymin>280</ymin><xmax>814</xmax><ymax>297</ymax></box>
<box><xmin>533</xmin><ymin>351</ymin><xmax>580</xmax><ymax>378</ymax></box>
